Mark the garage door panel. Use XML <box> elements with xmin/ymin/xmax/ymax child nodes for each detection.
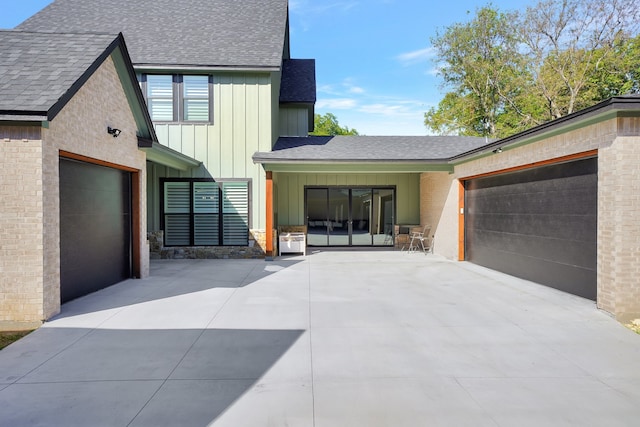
<box><xmin>469</xmin><ymin>246</ymin><xmax>596</xmax><ymax>300</ymax></box>
<box><xmin>468</xmin><ymin>180</ymin><xmax>596</xmax><ymax>216</ymax></box>
<box><xmin>468</xmin><ymin>228</ymin><xmax>596</xmax><ymax>270</ymax></box>
<box><xmin>465</xmin><ymin>158</ymin><xmax>597</xmax><ymax>300</ymax></box>
<box><xmin>469</xmin><ymin>212</ymin><xmax>597</xmax><ymax>241</ymax></box>
<box><xmin>60</xmin><ymin>158</ymin><xmax>132</xmax><ymax>303</ymax></box>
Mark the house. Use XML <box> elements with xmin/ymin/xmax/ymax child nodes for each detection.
<box><xmin>8</xmin><ymin>0</ymin><xmax>640</xmax><ymax>325</ymax></box>
<box><xmin>19</xmin><ymin>0</ymin><xmax>315</xmax><ymax>261</ymax></box>
<box><xmin>0</xmin><ymin>31</ymin><xmax>156</xmax><ymax>328</ymax></box>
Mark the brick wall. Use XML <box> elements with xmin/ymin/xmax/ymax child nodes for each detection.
<box><xmin>597</xmin><ymin>120</ymin><xmax>640</xmax><ymax>322</ymax></box>
<box><xmin>419</xmin><ymin>172</ymin><xmax>459</xmax><ymax>259</ymax></box>
<box><xmin>430</xmin><ymin>116</ymin><xmax>639</xmax><ymax>321</ymax></box>
<box><xmin>0</xmin><ymin>132</ymin><xmax>45</xmax><ymax>329</ymax></box>
<box><xmin>42</xmin><ymin>55</ymin><xmax>148</xmax><ymax>320</ymax></box>
<box><xmin>0</xmin><ymin>55</ymin><xmax>148</xmax><ymax>329</ymax></box>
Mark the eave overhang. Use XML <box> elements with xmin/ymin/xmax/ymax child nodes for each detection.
<box><xmin>254</xmin><ymin>158</ymin><xmax>453</xmax><ymax>174</ymax></box>
<box><xmin>141</xmin><ymin>142</ymin><xmax>201</xmax><ymax>171</ymax></box>
<box><xmin>450</xmin><ymin>96</ymin><xmax>640</xmax><ymax>165</ymax></box>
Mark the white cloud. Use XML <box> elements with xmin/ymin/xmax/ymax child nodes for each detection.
<box><xmin>316</xmin><ymin>98</ymin><xmax>358</xmax><ymax>109</ymax></box>
<box><xmin>318</xmin><ymin>79</ymin><xmax>366</xmax><ymax>96</ymax></box>
<box><xmin>396</xmin><ymin>47</ymin><xmax>436</xmax><ymax>66</ymax></box>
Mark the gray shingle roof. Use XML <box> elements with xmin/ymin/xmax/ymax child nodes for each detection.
<box><xmin>253</xmin><ymin>136</ymin><xmax>492</xmax><ymax>163</ymax></box>
<box><xmin>0</xmin><ymin>31</ymin><xmax>119</xmax><ymax>116</ymax></box>
<box><xmin>18</xmin><ymin>0</ymin><xmax>289</xmax><ymax>69</ymax></box>
<box><xmin>280</xmin><ymin>59</ymin><xmax>316</xmax><ymax>103</ymax></box>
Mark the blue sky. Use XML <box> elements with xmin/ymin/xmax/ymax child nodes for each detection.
<box><xmin>2</xmin><ymin>0</ymin><xmax>534</xmax><ymax>135</ymax></box>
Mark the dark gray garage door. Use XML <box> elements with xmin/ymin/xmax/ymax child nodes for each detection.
<box><xmin>465</xmin><ymin>157</ymin><xmax>597</xmax><ymax>300</ymax></box>
<box><xmin>59</xmin><ymin>158</ymin><xmax>132</xmax><ymax>303</ymax></box>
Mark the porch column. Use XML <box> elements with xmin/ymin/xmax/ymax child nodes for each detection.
<box><xmin>265</xmin><ymin>171</ymin><xmax>274</xmax><ymax>258</ymax></box>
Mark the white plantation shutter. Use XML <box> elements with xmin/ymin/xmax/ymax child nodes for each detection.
<box><xmin>164</xmin><ymin>182</ymin><xmax>190</xmax><ymax>213</ymax></box>
<box><xmin>183</xmin><ymin>76</ymin><xmax>209</xmax><ymax>121</ymax></box>
<box><xmin>193</xmin><ymin>182</ymin><xmax>219</xmax><ymax>245</ymax></box>
<box><xmin>162</xmin><ymin>180</ymin><xmax>249</xmax><ymax>246</ymax></box>
<box><xmin>193</xmin><ymin>182</ymin><xmax>218</xmax><ymax>213</ymax></box>
<box><xmin>147</xmin><ymin>75</ymin><xmax>174</xmax><ymax>121</ymax></box>
<box><xmin>194</xmin><ymin>215</ymin><xmax>219</xmax><ymax>245</ymax></box>
<box><xmin>164</xmin><ymin>215</ymin><xmax>190</xmax><ymax>245</ymax></box>
<box><xmin>164</xmin><ymin>182</ymin><xmax>190</xmax><ymax>245</ymax></box>
<box><xmin>222</xmin><ymin>182</ymin><xmax>249</xmax><ymax>245</ymax></box>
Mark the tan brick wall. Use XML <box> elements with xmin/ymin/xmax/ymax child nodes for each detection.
<box><xmin>42</xmin><ymin>55</ymin><xmax>148</xmax><ymax>320</ymax></box>
<box><xmin>0</xmin><ymin>135</ymin><xmax>45</xmax><ymax>327</ymax></box>
<box><xmin>420</xmin><ymin>172</ymin><xmax>460</xmax><ymax>259</ymax></box>
<box><xmin>0</xmin><ymin>55</ymin><xmax>148</xmax><ymax>328</ymax></box>
<box><xmin>597</xmin><ymin>131</ymin><xmax>640</xmax><ymax>322</ymax></box>
<box><xmin>430</xmin><ymin>116</ymin><xmax>639</xmax><ymax>321</ymax></box>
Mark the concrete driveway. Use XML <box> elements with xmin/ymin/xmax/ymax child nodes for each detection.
<box><xmin>1</xmin><ymin>251</ymin><xmax>639</xmax><ymax>426</ymax></box>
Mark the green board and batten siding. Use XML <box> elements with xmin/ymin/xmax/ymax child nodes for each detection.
<box><xmin>148</xmin><ymin>73</ymin><xmax>278</xmax><ymax>231</ymax></box>
<box><xmin>273</xmin><ymin>173</ymin><xmax>421</xmax><ymax>226</ymax></box>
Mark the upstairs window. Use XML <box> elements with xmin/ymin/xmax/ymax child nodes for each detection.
<box><xmin>146</xmin><ymin>75</ymin><xmax>174</xmax><ymax>121</ymax></box>
<box><xmin>140</xmin><ymin>74</ymin><xmax>212</xmax><ymax>123</ymax></box>
<box><xmin>183</xmin><ymin>76</ymin><xmax>210</xmax><ymax>121</ymax></box>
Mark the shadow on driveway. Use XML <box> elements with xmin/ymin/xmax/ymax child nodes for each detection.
<box><xmin>0</xmin><ymin>328</ymin><xmax>304</xmax><ymax>427</ymax></box>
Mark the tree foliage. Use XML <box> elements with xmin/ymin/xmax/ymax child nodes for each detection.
<box><xmin>310</xmin><ymin>113</ymin><xmax>359</xmax><ymax>136</ymax></box>
<box><xmin>425</xmin><ymin>0</ymin><xmax>640</xmax><ymax>138</ymax></box>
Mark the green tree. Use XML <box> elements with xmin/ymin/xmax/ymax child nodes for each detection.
<box><xmin>426</xmin><ymin>0</ymin><xmax>640</xmax><ymax>138</ymax></box>
<box><xmin>425</xmin><ymin>6</ymin><xmax>532</xmax><ymax>138</ymax></box>
<box><xmin>517</xmin><ymin>0</ymin><xmax>640</xmax><ymax>119</ymax></box>
<box><xmin>310</xmin><ymin>113</ymin><xmax>359</xmax><ymax>136</ymax></box>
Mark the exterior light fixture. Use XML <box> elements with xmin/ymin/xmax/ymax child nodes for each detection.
<box><xmin>107</xmin><ymin>127</ymin><xmax>122</xmax><ymax>137</ymax></box>
<box><xmin>492</xmin><ymin>147</ymin><xmax>503</xmax><ymax>154</ymax></box>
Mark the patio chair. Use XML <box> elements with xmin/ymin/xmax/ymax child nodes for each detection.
<box><xmin>417</xmin><ymin>232</ymin><xmax>434</xmax><ymax>254</ymax></box>
<box><xmin>406</xmin><ymin>225</ymin><xmax>430</xmax><ymax>252</ymax></box>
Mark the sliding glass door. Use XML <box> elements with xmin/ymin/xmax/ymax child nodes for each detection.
<box><xmin>305</xmin><ymin>187</ymin><xmax>395</xmax><ymax>247</ymax></box>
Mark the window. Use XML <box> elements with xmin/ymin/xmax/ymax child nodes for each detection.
<box><xmin>146</xmin><ymin>75</ymin><xmax>174</xmax><ymax>121</ymax></box>
<box><xmin>183</xmin><ymin>76</ymin><xmax>209</xmax><ymax>121</ymax></box>
<box><xmin>140</xmin><ymin>74</ymin><xmax>212</xmax><ymax>122</ymax></box>
<box><xmin>162</xmin><ymin>179</ymin><xmax>250</xmax><ymax>246</ymax></box>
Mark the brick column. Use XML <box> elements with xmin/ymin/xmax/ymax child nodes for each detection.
<box><xmin>598</xmin><ymin>133</ymin><xmax>640</xmax><ymax>322</ymax></box>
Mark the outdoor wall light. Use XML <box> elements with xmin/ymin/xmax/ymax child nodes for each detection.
<box><xmin>107</xmin><ymin>127</ymin><xmax>122</xmax><ymax>137</ymax></box>
<box><xmin>492</xmin><ymin>147</ymin><xmax>503</xmax><ymax>154</ymax></box>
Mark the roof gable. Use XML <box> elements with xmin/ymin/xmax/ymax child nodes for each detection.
<box><xmin>0</xmin><ymin>31</ymin><xmax>120</xmax><ymax>118</ymax></box>
<box><xmin>0</xmin><ymin>30</ymin><xmax>157</xmax><ymax>145</ymax></box>
<box><xmin>18</xmin><ymin>0</ymin><xmax>289</xmax><ymax>69</ymax></box>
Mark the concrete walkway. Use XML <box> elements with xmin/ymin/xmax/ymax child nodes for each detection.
<box><xmin>1</xmin><ymin>251</ymin><xmax>639</xmax><ymax>426</ymax></box>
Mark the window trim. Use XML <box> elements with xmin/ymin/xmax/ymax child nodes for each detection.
<box><xmin>139</xmin><ymin>74</ymin><xmax>213</xmax><ymax>124</ymax></box>
<box><xmin>160</xmin><ymin>178</ymin><xmax>252</xmax><ymax>247</ymax></box>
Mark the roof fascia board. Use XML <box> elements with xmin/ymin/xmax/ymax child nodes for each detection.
<box><xmin>109</xmin><ymin>34</ymin><xmax>159</xmax><ymax>145</ymax></box>
<box><xmin>134</xmin><ymin>65</ymin><xmax>280</xmax><ymax>73</ymax></box>
<box><xmin>260</xmin><ymin>162</ymin><xmax>453</xmax><ymax>174</ymax></box>
<box><xmin>0</xmin><ymin>113</ymin><xmax>47</xmax><ymax>122</ymax></box>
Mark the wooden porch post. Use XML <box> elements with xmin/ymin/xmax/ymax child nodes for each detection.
<box><xmin>458</xmin><ymin>179</ymin><xmax>465</xmax><ymax>261</ymax></box>
<box><xmin>266</xmin><ymin>171</ymin><xmax>274</xmax><ymax>258</ymax></box>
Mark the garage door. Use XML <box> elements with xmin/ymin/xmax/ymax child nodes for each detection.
<box><xmin>465</xmin><ymin>157</ymin><xmax>597</xmax><ymax>300</ymax></box>
<box><xmin>59</xmin><ymin>158</ymin><xmax>132</xmax><ymax>303</ymax></box>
